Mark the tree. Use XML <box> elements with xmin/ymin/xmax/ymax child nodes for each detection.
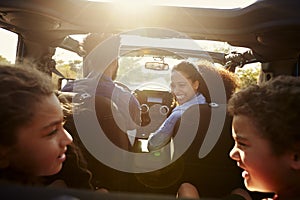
<box><xmin>235</xmin><ymin>63</ymin><xmax>261</xmax><ymax>88</ymax></box>
<box><xmin>68</xmin><ymin>60</ymin><xmax>82</xmax><ymax>72</ymax></box>
<box><xmin>52</xmin><ymin>60</ymin><xmax>81</xmax><ymax>89</ymax></box>
<box><xmin>0</xmin><ymin>55</ymin><xmax>11</xmax><ymax>64</ymax></box>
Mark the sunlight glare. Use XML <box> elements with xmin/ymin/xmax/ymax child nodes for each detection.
<box><xmin>112</xmin><ymin>0</ymin><xmax>152</xmax><ymax>13</ymax></box>
<box><xmin>87</xmin><ymin>0</ymin><xmax>257</xmax><ymax>9</ymax></box>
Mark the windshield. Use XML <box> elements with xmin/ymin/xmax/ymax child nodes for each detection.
<box><xmin>117</xmin><ymin>55</ymin><xmax>183</xmax><ymax>91</ymax></box>
<box><xmin>115</xmin><ymin>34</ymin><xmax>250</xmax><ymax>91</ymax></box>
<box><xmin>116</xmin><ymin>35</ymin><xmax>213</xmax><ymax>91</ymax></box>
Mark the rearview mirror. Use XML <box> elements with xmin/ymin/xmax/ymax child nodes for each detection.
<box><xmin>145</xmin><ymin>62</ymin><xmax>169</xmax><ymax>70</ymax></box>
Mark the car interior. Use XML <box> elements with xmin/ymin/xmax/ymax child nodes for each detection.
<box><xmin>0</xmin><ymin>0</ymin><xmax>300</xmax><ymax>199</ymax></box>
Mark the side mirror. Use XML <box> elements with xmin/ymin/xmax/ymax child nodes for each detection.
<box><xmin>145</xmin><ymin>62</ymin><xmax>169</xmax><ymax>70</ymax></box>
<box><xmin>58</xmin><ymin>77</ymin><xmax>75</xmax><ymax>91</ymax></box>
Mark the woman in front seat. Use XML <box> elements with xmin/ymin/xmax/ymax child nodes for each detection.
<box><xmin>147</xmin><ymin>61</ymin><xmax>206</xmax><ymax>151</ymax></box>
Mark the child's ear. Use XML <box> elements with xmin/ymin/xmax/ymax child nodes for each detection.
<box><xmin>290</xmin><ymin>153</ymin><xmax>300</xmax><ymax>170</ymax></box>
<box><xmin>0</xmin><ymin>146</ymin><xmax>10</xmax><ymax>169</ymax></box>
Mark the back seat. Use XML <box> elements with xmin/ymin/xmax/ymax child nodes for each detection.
<box><xmin>59</xmin><ymin>90</ymin><xmax>243</xmax><ymax>196</ymax></box>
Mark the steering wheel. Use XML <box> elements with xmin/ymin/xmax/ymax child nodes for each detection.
<box><xmin>133</xmin><ymin>82</ymin><xmax>170</xmax><ymax>92</ymax></box>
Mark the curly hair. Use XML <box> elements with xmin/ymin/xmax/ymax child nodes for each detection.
<box><xmin>0</xmin><ymin>65</ymin><xmax>94</xmax><ymax>189</ymax></box>
<box><xmin>0</xmin><ymin>65</ymin><xmax>53</xmax><ymax>146</ymax></box>
<box><xmin>196</xmin><ymin>60</ymin><xmax>239</xmax><ymax>102</ymax></box>
<box><xmin>228</xmin><ymin>75</ymin><xmax>300</xmax><ymax>155</ymax></box>
<box><xmin>216</xmin><ymin>66</ymin><xmax>239</xmax><ymax>100</ymax></box>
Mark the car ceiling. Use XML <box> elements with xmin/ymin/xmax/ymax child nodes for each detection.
<box><xmin>1</xmin><ymin>0</ymin><xmax>300</xmax><ymax>63</ymax></box>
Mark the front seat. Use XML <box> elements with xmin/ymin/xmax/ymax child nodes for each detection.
<box><xmin>94</xmin><ymin>95</ymin><xmax>131</xmax><ymax>151</ymax></box>
<box><xmin>135</xmin><ymin>103</ymin><xmax>244</xmax><ymax>198</ymax></box>
<box><xmin>60</xmin><ymin>91</ymin><xmax>137</xmax><ymax>190</ymax></box>
<box><xmin>175</xmin><ymin>103</ymin><xmax>244</xmax><ymax>198</ymax></box>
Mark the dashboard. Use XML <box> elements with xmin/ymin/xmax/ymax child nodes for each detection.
<box><xmin>134</xmin><ymin>89</ymin><xmax>175</xmax><ymax>139</ymax></box>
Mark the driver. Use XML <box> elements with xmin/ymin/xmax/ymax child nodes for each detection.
<box><xmin>62</xmin><ymin>33</ymin><xmax>141</xmax><ymax>140</ymax></box>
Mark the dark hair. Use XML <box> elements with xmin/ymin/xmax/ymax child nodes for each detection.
<box><xmin>82</xmin><ymin>33</ymin><xmax>119</xmax><ymax>79</ymax></box>
<box><xmin>215</xmin><ymin>66</ymin><xmax>239</xmax><ymax>100</ymax></box>
<box><xmin>196</xmin><ymin>60</ymin><xmax>239</xmax><ymax>102</ymax></box>
<box><xmin>228</xmin><ymin>75</ymin><xmax>300</xmax><ymax>155</ymax></box>
<box><xmin>197</xmin><ymin>60</ymin><xmax>239</xmax><ymax>103</ymax></box>
<box><xmin>82</xmin><ymin>33</ymin><xmax>114</xmax><ymax>55</ymax></box>
<box><xmin>0</xmin><ymin>65</ymin><xmax>94</xmax><ymax>189</ymax></box>
<box><xmin>172</xmin><ymin>61</ymin><xmax>203</xmax><ymax>93</ymax></box>
<box><xmin>0</xmin><ymin>65</ymin><xmax>54</xmax><ymax>146</ymax></box>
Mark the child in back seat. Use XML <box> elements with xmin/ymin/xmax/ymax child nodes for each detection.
<box><xmin>0</xmin><ymin>64</ymin><xmax>96</xmax><ymax>190</ymax></box>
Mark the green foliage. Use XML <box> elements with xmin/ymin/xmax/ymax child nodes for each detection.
<box><xmin>0</xmin><ymin>55</ymin><xmax>11</xmax><ymax>64</ymax></box>
<box><xmin>56</xmin><ymin>64</ymin><xmax>78</xmax><ymax>78</ymax></box>
<box><xmin>235</xmin><ymin>63</ymin><xmax>261</xmax><ymax>88</ymax></box>
<box><xmin>52</xmin><ymin>59</ymin><xmax>82</xmax><ymax>89</ymax></box>
<box><xmin>68</xmin><ymin>60</ymin><xmax>82</xmax><ymax>72</ymax></box>
<box><xmin>214</xmin><ymin>46</ymin><xmax>231</xmax><ymax>54</ymax></box>
<box><xmin>55</xmin><ymin>59</ymin><xmax>82</xmax><ymax>79</ymax></box>
<box><xmin>209</xmin><ymin>43</ymin><xmax>260</xmax><ymax>88</ymax></box>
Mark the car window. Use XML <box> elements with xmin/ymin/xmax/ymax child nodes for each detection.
<box><xmin>116</xmin><ymin>35</ymin><xmax>258</xmax><ymax>90</ymax></box>
<box><xmin>117</xmin><ymin>55</ymin><xmax>182</xmax><ymax>91</ymax></box>
<box><xmin>51</xmin><ymin>33</ymin><xmax>261</xmax><ymax>90</ymax></box>
<box><xmin>0</xmin><ymin>28</ymin><xmax>18</xmax><ymax>65</ymax></box>
<box><xmin>52</xmin><ymin>47</ymin><xmax>84</xmax><ymax>89</ymax></box>
<box><xmin>235</xmin><ymin>62</ymin><xmax>261</xmax><ymax>88</ymax></box>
